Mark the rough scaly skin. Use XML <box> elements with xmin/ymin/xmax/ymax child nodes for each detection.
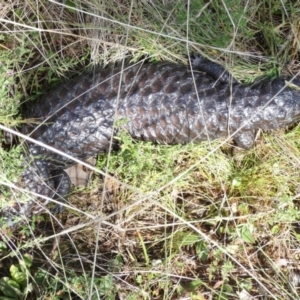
<box><xmin>2</xmin><ymin>56</ymin><xmax>300</xmax><ymax>226</ymax></box>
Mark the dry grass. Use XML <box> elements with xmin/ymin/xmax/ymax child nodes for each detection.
<box><xmin>1</xmin><ymin>0</ymin><xmax>300</xmax><ymax>299</ymax></box>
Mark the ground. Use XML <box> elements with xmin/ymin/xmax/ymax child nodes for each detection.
<box><xmin>1</xmin><ymin>0</ymin><xmax>300</xmax><ymax>299</ymax></box>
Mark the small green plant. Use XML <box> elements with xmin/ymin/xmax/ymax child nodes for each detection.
<box><xmin>34</xmin><ymin>269</ymin><xmax>118</xmax><ymax>300</ymax></box>
<box><xmin>97</xmin><ymin>130</ymin><xmax>181</xmax><ymax>190</ymax></box>
<box><xmin>0</xmin><ymin>249</ymin><xmax>33</xmax><ymax>300</ymax></box>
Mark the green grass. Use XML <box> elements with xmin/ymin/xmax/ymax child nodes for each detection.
<box><xmin>1</xmin><ymin>0</ymin><xmax>300</xmax><ymax>299</ymax></box>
